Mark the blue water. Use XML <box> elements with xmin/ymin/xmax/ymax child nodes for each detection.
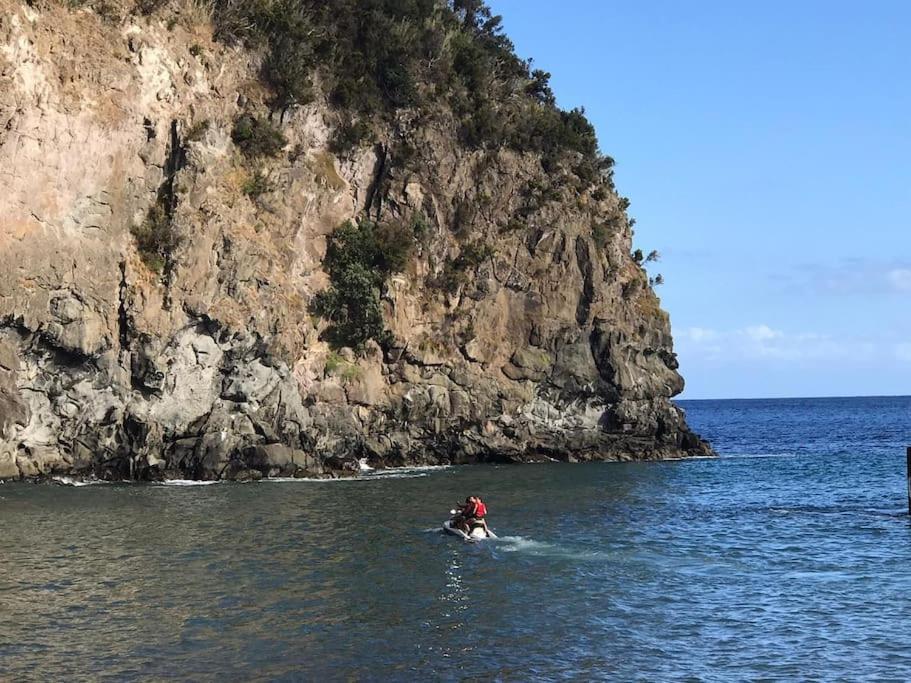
<box><xmin>681</xmin><ymin>395</ymin><xmax>909</xmax><ymax>460</ymax></box>
<box><xmin>1</xmin><ymin>396</ymin><xmax>909</xmax><ymax>680</ymax></box>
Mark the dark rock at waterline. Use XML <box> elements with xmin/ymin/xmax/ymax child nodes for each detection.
<box><xmin>233</xmin><ymin>469</ymin><xmax>264</xmax><ymax>483</ymax></box>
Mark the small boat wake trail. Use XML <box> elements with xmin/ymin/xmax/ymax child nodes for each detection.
<box><xmin>491</xmin><ymin>535</ymin><xmax>610</xmax><ymax>561</ymax></box>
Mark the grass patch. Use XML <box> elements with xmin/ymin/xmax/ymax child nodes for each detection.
<box><xmin>635</xmin><ymin>289</ymin><xmax>668</xmax><ymax>322</ymax></box>
<box><xmin>311</xmin><ymin>151</ymin><xmax>346</xmax><ymax>191</ymax></box>
<box><xmin>592</xmin><ymin>223</ymin><xmax>610</xmax><ymax>251</ymax></box>
<box><xmin>324</xmin><ymin>352</ymin><xmax>362</xmax><ymax>382</ymax></box>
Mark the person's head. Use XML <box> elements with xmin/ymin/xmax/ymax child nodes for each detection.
<box><xmin>465</xmin><ymin>496</ymin><xmax>473</xmax><ymax>504</ymax></box>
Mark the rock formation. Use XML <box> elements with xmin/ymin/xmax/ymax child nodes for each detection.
<box><xmin>0</xmin><ymin>0</ymin><xmax>711</xmax><ymax>481</ymax></box>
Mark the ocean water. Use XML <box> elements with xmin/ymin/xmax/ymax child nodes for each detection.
<box><xmin>1</xmin><ymin>396</ymin><xmax>910</xmax><ymax>681</ymax></box>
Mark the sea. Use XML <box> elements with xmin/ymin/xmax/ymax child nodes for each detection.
<box><xmin>1</xmin><ymin>395</ymin><xmax>910</xmax><ymax>681</ymax></box>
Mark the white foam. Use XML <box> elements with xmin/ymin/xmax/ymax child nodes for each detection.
<box><xmin>240</xmin><ymin>464</ymin><xmax>453</xmax><ymax>483</ymax></box>
<box><xmin>261</xmin><ymin>476</ymin><xmax>357</xmax><ymax>483</ymax></box>
<box><xmin>265</xmin><ymin>471</ymin><xmax>435</xmax><ymax>482</ymax></box>
<box><xmin>366</xmin><ymin>465</ymin><xmax>451</xmax><ymax>477</ymax></box>
<box><xmin>363</xmin><ymin>471</ymin><xmax>431</xmax><ymax>480</ymax></box>
<box><xmin>663</xmin><ymin>454</ymin><xmax>719</xmax><ymax>461</ymax></box>
<box><xmin>492</xmin><ymin>535</ymin><xmax>610</xmax><ymax>561</ymax></box>
<box><xmin>47</xmin><ymin>464</ymin><xmax>452</xmax><ymax>487</ymax></box>
<box><xmin>51</xmin><ymin>476</ymin><xmax>108</xmax><ymax>487</ymax></box>
<box><xmin>494</xmin><ymin>535</ymin><xmax>555</xmax><ymax>553</ymax></box>
<box><xmin>158</xmin><ymin>479</ymin><xmax>221</xmax><ymax>486</ymax></box>
<box><xmin>722</xmin><ymin>452</ymin><xmax>796</xmax><ymax>460</ymax></box>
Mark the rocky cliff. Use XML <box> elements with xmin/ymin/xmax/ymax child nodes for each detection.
<box><xmin>0</xmin><ymin>0</ymin><xmax>711</xmax><ymax>481</ymax></box>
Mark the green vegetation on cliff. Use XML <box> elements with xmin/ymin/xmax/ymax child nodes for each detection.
<box><xmin>231</xmin><ymin>114</ymin><xmax>287</xmax><ymax>158</ymax></box>
<box><xmin>64</xmin><ymin>0</ymin><xmax>619</xmax><ymax>185</ymax></box>
<box><xmin>311</xmin><ymin>218</ymin><xmax>419</xmax><ymax>350</ymax></box>
<box><xmin>435</xmin><ymin>240</ymin><xmax>494</xmax><ymax>294</ymax></box>
<box><xmin>208</xmin><ymin>0</ymin><xmax>614</xmax><ymax>184</ymax></box>
<box><xmin>131</xmin><ymin>201</ymin><xmax>179</xmax><ymax>273</ymax></box>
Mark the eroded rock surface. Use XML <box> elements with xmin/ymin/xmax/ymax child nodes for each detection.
<box><xmin>0</xmin><ymin>1</ymin><xmax>711</xmax><ymax>480</ymax></box>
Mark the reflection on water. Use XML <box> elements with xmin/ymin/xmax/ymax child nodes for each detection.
<box><xmin>2</xmin><ymin>396</ymin><xmax>911</xmax><ymax>679</ymax></box>
<box><xmin>436</xmin><ymin>555</ymin><xmax>470</xmax><ymax>660</ymax></box>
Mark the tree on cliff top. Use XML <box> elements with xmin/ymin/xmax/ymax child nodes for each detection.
<box><xmin>206</xmin><ymin>0</ymin><xmax>614</xmax><ymax>185</ymax></box>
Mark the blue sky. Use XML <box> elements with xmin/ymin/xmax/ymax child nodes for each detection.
<box><xmin>488</xmin><ymin>0</ymin><xmax>911</xmax><ymax>399</ymax></box>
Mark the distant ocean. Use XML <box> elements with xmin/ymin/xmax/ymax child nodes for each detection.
<box><xmin>2</xmin><ymin>395</ymin><xmax>910</xmax><ymax>680</ymax></box>
<box><xmin>679</xmin><ymin>394</ymin><xmax>910</xmax><ymax>459</ymax></box>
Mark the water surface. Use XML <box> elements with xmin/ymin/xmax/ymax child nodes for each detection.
<box><xmin>1</xmin><ymin>396</ymin><xmax>909</xmax><ymax>680</ymax></box>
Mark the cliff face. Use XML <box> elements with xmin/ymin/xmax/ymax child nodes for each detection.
<box><xmin>0</xmin><ymin>1</ymin><xmax>710</xmax><ymax>480</ymax></box>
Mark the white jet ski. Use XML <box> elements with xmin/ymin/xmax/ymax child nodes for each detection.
<box><xmin>442</xmin><ymin>512</ymin><xmax>497</xmax><ymax>542</ymax></box>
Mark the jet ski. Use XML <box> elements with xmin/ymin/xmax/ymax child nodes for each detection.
<box><xmin>442</xmin><ymin>511</ymin><xmax>497</xmax><ymax>542</ymax></box>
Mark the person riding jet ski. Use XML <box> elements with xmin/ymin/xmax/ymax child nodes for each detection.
<box><xmin>451</xmin><ymin>496</ymin><xmax>473</xmax><ymax>530</ymax></box>
<box><xmin>444</xmin><ymin>495</ymin><xmax>496</xmax><ymax>541</ymax></box>
<box><xmin>467</xmin><ymin>495</ymin><xmax>490</xmax><ymax>536</ymax></box>
<box><xmin>454</xmin><ymin>495</ymin><xmax>489</xmax><ymax>535</ymax></box>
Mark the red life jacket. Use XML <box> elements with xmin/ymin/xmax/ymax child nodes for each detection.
<box><xmin>474</xmin><ymin>500</ymin><xmax>487</xmax><ymax>518</ymax></box>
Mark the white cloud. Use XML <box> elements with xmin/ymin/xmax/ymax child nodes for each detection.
<box><xmin>896</xmin><ymin>343</ymin><xmax>911</xmax><ymax>363</ymax></box>
<box><xmin>782</xmin><ymin>259</ymin><xmax>911</xmax><ymax>296</ymax></box>
<box><xmin>676</xmin><ymin>323</ymin><xmax>880</xmax><ymax>364</ymax></box>
<box><xmin>888</xmin><ymin>269</ymin><xmax>911</xmax><ymax>292</ymax></box>
<box><xmin>744</xmin><ymin>324</ymin><xmax>782</xmax><ymax>342</ymax></box>
<box><xmin>679</xmin><ymin>326</ymin><xmax>718</xmax><ymax>342</ymax></box>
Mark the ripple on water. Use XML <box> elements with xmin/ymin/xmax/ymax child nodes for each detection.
<box><xmin>0</xmin><ymin>396</ymin><xmax>909</xmax><ymax>679</ymax></box>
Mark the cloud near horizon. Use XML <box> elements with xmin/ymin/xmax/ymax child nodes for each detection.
<box><xmin>887</xmin><ymin>268</ymin><xmax>911</xmax><ymax>292</ymax></box>
<box><xmin>674</xmin><ymin>324</ymin><xmax>901</xmax><ymax>364</ymax></box>
<box><xmin>895</xmin><ymin>343</ymin><xmax>911</xmax><ymax>363</ymax></box>
<box><xmin>780</xmin><ymin>259</ymin><xmax>911</xmax><ymax>296</ymax></box>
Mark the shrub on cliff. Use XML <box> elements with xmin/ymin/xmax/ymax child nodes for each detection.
<box><xmin>131</xmin><ymin>202</ymin><xmax>180</xmax><ymax>273</ymax></box>
<box><xmin>311</xmin><ymin>218</ymin><xmax>418</xmax><ymax>350</ymax></box>
<box><xmin>435</xmin><ymin>240</ymin><xmax>494</xmax><ymax>294</ymax></box>
<box><xmin>261</xmin><ymin>1</ymin><xmax>319</xmax><ymax>107</ymax></box>
<box><xmin>329</xmin><ymin>119</ymin><xmax>374</xmax><ymax>155</ymax></box>
<box><xmin>184</xmin><ymin>118</ymin><xmax>210</xmax><ymax>143</ymax></box>
<box><xmin>374</xmin><ymin>221</ymin><xmax>418</xmax><ymax>272</ymax></box>
<box><xmin>134</xmin><ymin>0</ymin><xmax>167</xmax><ymax>15</ymax></box>
<box><xmin>311</xmin><ymin>262</ymin><xmax>386</xmax><ymax>351</ymax></box>
<box><xmin>67</xmin><ymin>0</ymin><xmax>121</xmax><ymax>22</ymax></box>
<box><xmin>242</xmin><ymin>170</ymin><xmax>272</xmax><ymax>198</ymax></box>
<box><xmin>592</xmin><ymin>223</ymin><xmax>610</xmax><ymax>251</ymax></box>
<box><xmin>231</xmin><ymin>115</ymin><xmax>287</xmax><ymax>158</ymax></box>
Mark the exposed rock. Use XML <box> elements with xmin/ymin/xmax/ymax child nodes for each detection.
<box><xmin>233</xmin><ymin>468</ymin><xmax>263</xmax><ymax>483</ymax></box>
<box><xmin>0</xmin><ymin>450</ymin><xmax>20</xmax><ymax>479</ymax></box>
<box><xmin>0</xmin><ymin>0</ymin><xmax>711</xmax><ymax>482</ymax></box>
